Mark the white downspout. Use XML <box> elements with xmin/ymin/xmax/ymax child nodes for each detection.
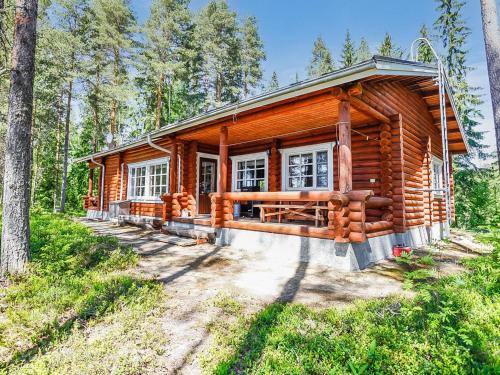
<box><xmin>120</xmin><ymin>162</ymin><xmax>124</xmax><ymax>200</ymax></box>
<box><xmin>411</xmin><ymin>38</ymin><xmax>452</xmax><ymax>230</ymax></box>
<box><xmin>147</xmin><ymin>134</ymin><xmax>171</xmax><ymax>155</ymax></box>
<box><xmin>147</xmin><ymin>134</ymin><xmax>173</xmax><ymax>196</ymax></box>
<box><xmin>90</xmin><ymin>156</ymin><xmax>105</xmax><ymax>218</ymax></box>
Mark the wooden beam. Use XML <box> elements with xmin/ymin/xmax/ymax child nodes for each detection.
<box><xmin>349</xmin><ymin>95</ymin><xmax>391</xmax><ymax>124</ymax></box>
<box><xmin>332</xmin><ymin>84</ymin><xmax>390</xmax><ymax>124</ymax></box>
<box><xmin>218</xmin><ymin>126</ymin><xmax>228</xmax><ymax>193</ymax></box>
<box><xmin>338</xmin><ymin>100</ymin><xmax>352</xmax><ymax>193</ymax></box>
<box><xmin>347</xmin><ymin>83</ymin><xmax>363</xmax><ymax>97</ymax></box>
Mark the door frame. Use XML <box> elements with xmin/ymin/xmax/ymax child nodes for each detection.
<box><xmin>196</xmin><ymin>152</ymin><xmax>220</xmax><ymax>215</ymax></box>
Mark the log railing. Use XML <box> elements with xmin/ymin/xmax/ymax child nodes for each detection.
<box><xmin>161</xmin><ymin>191</ymin><xmax>197</xmax><ymax>221</ymax></box>
<box><xmin>209</xmin><ymin>190</ymin><xmax>395</xmax><ymax>243</ymax></box>
<box><xmin>83</xmin><ymin>195</ymin><xmax>98</xmax><ymax>210</ymax></box>
<box><xmin>157</xmin><ymin>190</ymin><xmax>395</xmax><ymax>243</ymax></box>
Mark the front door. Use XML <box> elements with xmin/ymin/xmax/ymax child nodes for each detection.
<box><xmin>198</xmin><ymin>157</ymin><xmax>217</xmax><ymax>214</ymax></box>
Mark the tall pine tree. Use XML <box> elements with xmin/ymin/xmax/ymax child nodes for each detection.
<box><xmin>240</xmin><ymin>16</ymin><xmax>265</xmax><ymax>98</ymax></box>
<box><xmin>92</xmin><ymin>0</ymin><xmax>135</xmax><ymax>146</ymax></box>
<box><xmin>377</xmin><ymin>32</ymin><xmax>403</xmax><ymax>58</ymax></box>
<box><xmin>307</xmin><ymin>36</ymin><xmax>334</xmax><ymax>78</ymax></box>
<box><xmin>194</xmin><ymin>0</ymin><xmax>241</xmax><ymax>109</ymax></box>
<box><xmin>340</xmin><ymin>30</ymin><xmax>356</xmax><ymax>68</ymax></box>
<box><xmin>435</xmin><ymin>0</ymin><xmax>486</xmax><ymax>163</ymax></box>
<box><xmin>140</xmin><ymin>0</ymin><xmax>191</xmax><ymax>130</ymax></box>
<box><xmin>356</xmin><ymin>37</ymin><xmax>371</xmax><ymax>62</ymax></box>
<box><xmin>417</xmin><ymin>24</ymin><xmax>435</xmax><ymax>64</ymax></box>
<box><xmin>267</xmin><ymin>71</ymin><xmax>279</xmax><ymax>91</ymax></box>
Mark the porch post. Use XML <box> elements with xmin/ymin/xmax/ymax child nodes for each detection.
<box><xmin>269</xmin><ymin>139</ymin><xmax>280</xmax><ymax>192</ymax></box>
<box><xmin>218</xmin><ymin>126</ymin><xmax>228</xmax><ymax>193</ymax></box>
<box><xmin>170</xmin><ymin>138</ymin><xmax>178</xmax><ymax>194</ymax></box>
<box><xmin>338</xmin><ymin>100</ymin><xmax>352</xmax><ymax>193</ymax></box>
<box><xmin>88</xmin><ymin>166</ymin><xmax>94</xmax><ymax>196</ymax></box>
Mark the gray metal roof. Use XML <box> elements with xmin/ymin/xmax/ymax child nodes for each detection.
<box><xmin>75</xmin><ymin>55</ymin><xmax>465</xmax><ymax>163</ymax></box>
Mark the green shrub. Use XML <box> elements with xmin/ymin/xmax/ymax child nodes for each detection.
<box><xmin>204</xmin><ymin>231</ymin><xmax>500</xmax><ymax>374</ymax></box>
<box><xmin>0</xmin><ymin>213</ymin><xmax>165</xmax><ymax>374</ymax></box>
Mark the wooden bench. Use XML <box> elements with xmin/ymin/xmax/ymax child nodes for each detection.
<box><xmin>254</xmin><ymin>202</ymin><xmax>328</xmax><ymax>227</ymax></box>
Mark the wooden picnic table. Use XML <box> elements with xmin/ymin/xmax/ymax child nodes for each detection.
<box><xmin>254</xmin><ymin>202</ymin><xmax>328</xmax><ymax>227</ymax></box>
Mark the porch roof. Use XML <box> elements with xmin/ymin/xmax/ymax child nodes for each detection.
<box><xmin>74</xmin><ymin>55</ymin><xmax>468</xmax><ymax>163</ymax></box>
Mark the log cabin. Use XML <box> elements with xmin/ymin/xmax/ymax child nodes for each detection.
<box><xmin>76</xmin><ymin>56</ymin><xmax>468</xmax><ymax>271</ymax></box>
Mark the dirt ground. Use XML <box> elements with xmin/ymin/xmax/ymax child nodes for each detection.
<box><xmin>81</xmin><ymin>219</ymin><xmax>490</xmax><ymax>375</ymax></box>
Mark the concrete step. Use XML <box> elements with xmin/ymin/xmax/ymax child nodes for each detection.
<box><xmin>162</xmin><ymin>221</ymin><xmax>217</xmax><ymax>244</ymax></box>
<box><xmin>148</xmin><ymin>232</ymin><xmax>198</xmax><ymax>247</ymax></box>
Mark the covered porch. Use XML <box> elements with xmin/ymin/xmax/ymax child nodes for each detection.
<box><xmin>160</xmin><ymin>83</ymin><xmax>398</xmax><ymax>244</ymax></box>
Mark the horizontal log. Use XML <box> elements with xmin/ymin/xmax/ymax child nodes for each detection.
<box><xmin>365</xmin><ymin>221</ymin><xmax>393</xmax><ymax>233</ymax></box>
<box><xmin>345</xmin><ymin>190</ymin><xmax>373</xmax><ymax>202</ymax></box>
<box><xmin>349</xmin><ymin>231</ymin><xmax>367</xmax><ymax>243</ymax></box>
<box><xmin>366</xmin><ymin>229</ymin><xmax>394</xmax><ymax>238</ymax></box>
<box><xmin>224</xmin><ymin>220</ymin><xmax>332</xmax><ymax>239</ymax></box>
<box><xmin>221</xmin><ymin>191</ymin><xmax>348</xmax><ymax>204</ymax></box>
<box><xmin>366</xmin><ymin>197</ymin><xmax>392</xmax><ymax>209</ymax></box>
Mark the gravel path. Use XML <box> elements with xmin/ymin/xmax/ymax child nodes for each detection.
<box><xmin>81</xmin><ymin>219</ymin><xmax>484</xmax><ymax>374</ymax></box>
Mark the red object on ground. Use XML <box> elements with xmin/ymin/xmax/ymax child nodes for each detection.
<box><xmin>393</xmin><ymin>245</ymin><xmax>412</xmax><ymax>257</ymax></box>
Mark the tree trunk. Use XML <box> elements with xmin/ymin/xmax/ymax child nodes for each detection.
<box><xmin>155</xmin><ymin>72</ymin><xmax>164</xmax><ymax>130</ymax></box>
<box><xmin>1</xmin><ymin>0</ymin><xmax>38</xmax><ymax>276</ymax></box>
<box><xmin>109</xmin><ymin>47</ymin><xmax>119</xmax><ymax>147</ymax></box>
<box><xmin>59</xmin><ymin>78</ymin><xmax>73</xmax><ymax>212</ymax></box>
<box><xmin>53</xmin><ymin>102</ymin><xmax>62</xmax><ymax>211</ymax></box>
<box><xmin>480</xmin><ymin>0</ymin><xmax>500</xmax><ymax>168</ymax></box>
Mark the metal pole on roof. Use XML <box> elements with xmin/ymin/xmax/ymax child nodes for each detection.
<box><xmin>411</xmin><ymin>38</ymin><xmax>452</xmax><ymax>230</ymax></box>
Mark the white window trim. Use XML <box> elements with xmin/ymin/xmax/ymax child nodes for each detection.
<box><xmin>230</xmin><ymin>151</ymin><xmax>268</xmax><ymax>192</ymax></box>
<box><xmin>127</xmin><ymin>157</ymin><xmax>170</xmax><ymax>202</ymax></box>
<box><xmin>280</xmin><ymin>142</ymin><xmax>334</xmax><ymax>191</ymax></box>
<box><xmin>431</xmin><ymin>155</ymin><xmax>444</xmax><ymax>197</ymax></box>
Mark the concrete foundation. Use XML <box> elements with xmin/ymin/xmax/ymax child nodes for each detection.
<box><xmin>90</xmin><ymin>208</ymin><xmax>449</xmax><ymax>271</ymax></box>
<box><xmin>215</xmin><ymin>222</ymin><xmax>449</xmax><ymax>271</ymax></box>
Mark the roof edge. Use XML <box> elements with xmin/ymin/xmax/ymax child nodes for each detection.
<box><xmin>74</xmin><ymin>56</ymin><xmax>441</xmax><ymax>163</ymax></box>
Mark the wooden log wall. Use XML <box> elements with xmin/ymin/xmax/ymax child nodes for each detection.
<box><xmin>161</xmin><ymin>194</ymin><xmax>172</xmax><ymax>221</ymax></box>
<box><xmin>361</xmin><ymin>81</ymin><xmax>455</xmax><ymax>229</ymax></box>
<box><xmin>90</xmin><ymin>78</ymin><xmax>456</xmax><ymax>229</ymax></box>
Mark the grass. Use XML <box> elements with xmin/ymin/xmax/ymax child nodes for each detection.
<box><xmin>0</xmin><ymin>213</ymin><xmax>167</xmax><ymax>374</ymax></box>
<box><xmin>203</xmin><ymin>230</ymin><xmax>500</xmax><ymax>374</ymax></box>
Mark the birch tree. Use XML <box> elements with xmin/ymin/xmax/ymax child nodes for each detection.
<box><xmin>480</xmin><ymin>0</ymin><xmax>500</xmax><ymax>167</ymax></box>
<box><xmin>1</xmin><ymin>0</ymin><xmax>38</xmax><ymax>276</ymax></box>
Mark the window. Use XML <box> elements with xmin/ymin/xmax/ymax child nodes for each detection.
<box><xmin>230</xmin><ymin>152</ymin><xmax>268</xmax><ymax>191</ymax></box>
<box><xmin>127</xmin><ymin>157</ymin><xmax>170</xmax><ymax>201</ymax></box>
<box><xmin>282</xmin><ymin>143</ymin><xmax>333</xmax><ymax>191</ymax></box>
<box><xmin>432</xmin><ymin>156</ymin><xmax>444</xmax><ymax>192</ymax></box>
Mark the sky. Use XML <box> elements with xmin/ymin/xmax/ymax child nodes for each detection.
<box><xmin>130</xmin><ymin>0</ymin><xmax>497</xmax><ymax>160</ymax></box>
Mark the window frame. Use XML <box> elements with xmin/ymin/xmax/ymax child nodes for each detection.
<box><xmin>230</xmin><ymin>152</ymin><xmax>268</xmax><ymax>192</ymax></box>
<box><xmin>127</xmin><ymin>157</ymin><xmax>170</xmax><ymax>202</ymax></box>
<box><xmin>431</xmin><ymin>155</ymin><xmax>444</xmax><ymax>197</ymax></box>
<box><xmin>281</xmin><ymin>142</ymin><xmax>334</xmax><ymax>191</ymax></box>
